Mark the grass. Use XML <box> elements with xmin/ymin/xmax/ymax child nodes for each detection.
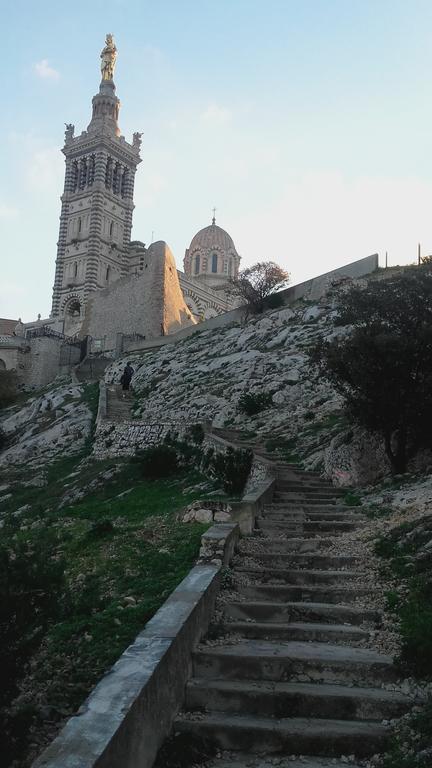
<box><xmin>0</xmin><ymin>384</ymin><xmax>212</xmax><ymax>767</ymax></box>
<box><xmin>375</xmin><ymin>521</ymin><xmax>432</xmax><ymax>677</ymax></box>
<box><xmin>381</xmin><ymin>698</ymin><xmax>432</xmax><ymax>768</ymax></box>
<box><xmin>303</xmin><ymin>412</ymin><xmax>348</xmax><ymax>435</ymax></box>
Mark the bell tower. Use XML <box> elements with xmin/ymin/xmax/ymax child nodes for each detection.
<box><xmin>50</xmin><ymin>34</ymin><xmax>142</xmax><ymax>334</ymax></box>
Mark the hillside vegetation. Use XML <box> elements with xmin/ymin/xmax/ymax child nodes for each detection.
<box><xmin>0</xmin><ymin>385</ymin><xmax>212</xmax><ymax>768</ymax></box>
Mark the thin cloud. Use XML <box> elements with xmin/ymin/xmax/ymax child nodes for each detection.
<box><xmin>200</xmin><ymin>103</ymin><xmax>232</xmax><ymax>126</ymax></box>
<box><xmin>0</xmin><ymin>203</ymin><xmax>19</xmax><ymax>219</ymax></box>
<box><xmin>33</xmin><ymin>59</ymin><xmax>60</xmax><ymax>81</ymax></box>
<box><xmin>27</xmin><ymin>147</ymin><xmax>64</xmax><ymax>193</ymax></box>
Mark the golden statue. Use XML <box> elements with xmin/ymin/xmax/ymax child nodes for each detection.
<box><xmin>100</xmin><ymin>34</ymin><xmax>117</xmax><ymax>81</ymax></box>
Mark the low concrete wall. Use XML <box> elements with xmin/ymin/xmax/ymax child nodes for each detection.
<box><xmin>33</xmin><ymin>524</ymin><xmax>239</xmax><ymax>768</ymax></box>
<box><xmin>277</xmin><ymin>253</ymin><xmax>379</xmax><ymax>305</ymax></box>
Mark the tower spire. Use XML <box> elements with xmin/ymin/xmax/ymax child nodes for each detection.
<box><xmin>212</xmin><ymin>206</ymin><xmax>216</xmax><ymax>225</ymax></box>
<box><xmin>87</xmin><ymin>34</ymin><xmax>120</xmax><ymax>136</ymax></box>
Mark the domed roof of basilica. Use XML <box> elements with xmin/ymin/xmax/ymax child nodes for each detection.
<box><xmin>188</xmin><ymin>218</ymin><xmax>237</xmax><ymax>253</ymax></box>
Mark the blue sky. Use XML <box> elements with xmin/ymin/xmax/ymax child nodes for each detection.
<box><xmin>2</xmin><ymin>0</ymin><xmax>432</xmax><ymax>320</ymax></box>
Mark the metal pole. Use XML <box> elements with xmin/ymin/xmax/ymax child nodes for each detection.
<box><xmin>385</xmin><ymin>251</ymin><xmax>388</xmax><ymax>269</ymax></box>
<box><xmin>418</xmin><ymin>243</ymin><xmax>421</xmax><ymax>265</ymax></box>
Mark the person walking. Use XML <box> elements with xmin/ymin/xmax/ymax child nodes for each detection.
<box><xmin>120</xmin><ymin>361</ymin><xmax>135</xmax><ymax>393</ymax></box>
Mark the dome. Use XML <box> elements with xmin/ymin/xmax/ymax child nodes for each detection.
<box><xmin>188</xmin><ymin>221</ymin><xmax>236</xmax><ymax>253</ymax></box>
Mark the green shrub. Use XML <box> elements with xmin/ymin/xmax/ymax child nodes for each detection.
<box><xmin>188</xmin><ymin>424</ymin><xmax>205</xmax><ymax>444</ymax></box>
<box><xmin>238</xmin><ymin>391</ymin><xmax>273</xmax><ymax>416</ymax></box>
<box><xmin>343</xmin><ymin>492</ymin><xmax>362</xmax><ymax>507</ymax></box>
<box><xmin>87</xmin><ymin>519</ymin><xmax>115</xmax><ymax>539</ymax></box>
<box><xmin>0</xmin><ymin>370</ymin><xmax>17</xmax><ymax>410</ymax></box>
<box><xmin>139</xmin><ymin>445</ymin><xmax>178</xmax><ymax>479</ymax></box>
<box><xmin>0</xmin><ymin>427</ymin><xmax>8</xmax><ymax>451</ymax></box>
<box><xmin>266</xmin><ymin>292</ymin><xmax>285</xmax><ymax>309</ymax></box>
<box><xmin>210</xmin><ymin>447</ymin><xmax>253</xmax><ymax>495</ymax></box>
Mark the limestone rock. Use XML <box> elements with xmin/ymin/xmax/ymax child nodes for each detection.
<box><xmin>324</xmin><ymin>427</ymin><xmax>391</xmax><ymax>487</ymax></box>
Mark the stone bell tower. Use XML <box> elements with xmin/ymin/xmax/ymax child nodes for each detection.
<box><xmin>50</xmin><ymin>34</ymin><xmax>142</xmax><ymax>334</ymax></box>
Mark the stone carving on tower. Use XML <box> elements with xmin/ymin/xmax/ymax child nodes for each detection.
<box><xmin>50</xmin><ymin>35</ymin><xmax>142</xmax><ymax>335</ymax></box>
<box><xmin>100</xmin><ymin>33</ymin><xmax>117</xmax><ymax>81</ymax></box>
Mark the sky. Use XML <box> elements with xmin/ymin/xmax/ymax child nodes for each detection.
<box><xmin>2</xmin><ymin>0</ymin><xmax>432</xmax><ymax>321</ymax></box>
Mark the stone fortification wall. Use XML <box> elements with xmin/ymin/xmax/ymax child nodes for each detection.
<box><xmin>123</xmin><ymin>253</ymin><xmax>378</xmax><ymax>356</ymax></box>
<box><xmin>81</xmin><ymin>241</ymin><xmax>196</xmax><ymax>350</ymax></box>
<box><xmin>24</xmin><ymin>337</ymin><xmax>64</xmax><ymax>388</ymax></box>
<box><xmin>93</xmin><ymin>420</ymin><xmax>174</xmax><ymax>458</ymax></box>
<box><xmin>0</xmin><ymin>344</ymin><xmax>24</xmax><ymax>372</ymax></box>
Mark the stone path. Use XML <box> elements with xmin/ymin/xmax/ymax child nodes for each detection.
<box><xmin>174</xmin><ymin>462</ymin><xmax>411</xmax><ymax>766</ymax></box>
<box><xmin>106</xmin><ymin>384</ymin><xmax>133</xmax><ymax>422</ymax></box>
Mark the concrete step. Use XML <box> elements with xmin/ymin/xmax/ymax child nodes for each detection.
<box><xmin>273</xmin><ymin>495</ymin><xmax>341</xmax><ymax>505</ymax></box>
<box><xmin>214</xmin><ymin>620</ymin><xmax>369</xmax><ymax>643</ymax></box>
<box><xmin>206</xmin><ymin>755</ymin><xmax>364</xmax><ymax>768</ymax></box>
<box><xmin>238</xmin><ymin>537</ymin><xmax>335</xmax><ymax>555</ymax></box>
<box><xmin>264</xmin><ymin>504</ymin><xmax>357</xmax><ymax>514</ymax></box>
<box><xmin>235</xmin><ymin>566</ymin><xmax>367</xmax><ymax>585</ymax></box>
<box><xmin>186</xmin><ymin>678</ymin><xmax>410</xmax><ymax>721</ymax></box>
<box><xmin>174</xmin><ymin>712</ymin><xmax>389</xmax><ymax>757</ymax></box>
<box><xmin>235</xmin><ymin>584</ymin><xmax>370</xmax><ymax>604</ymax></box>
<box><xmin>261</xmin><ymin>510</ymin><xmax>361</xmax><ymax>522</ymax></box>
<box><xmin>193</xmin><ymin>640</ymin><xmax>396</xmax><ymax>686</ymax></box>
<box><xmin>233</xmin><ymin>553</ymin><xmax>360</xmax><ymax>569</ymax></box>
<box><xmin>276</xmin><ymin>484</ymin><xmax>346</xmax><ymax>495</ymax></box>
<box><xmin>256</xmin><ymin>520</ymin><xmax>358</xmax><ymax>535</ymax></box>
<box><xmin>223</xmin><ymin>600</ymin><xmax>379</xmax><ymax>626</ymax></box>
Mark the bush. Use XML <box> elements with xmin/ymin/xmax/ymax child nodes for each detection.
<box><xmin>0</xmin><ymin>370</ymin><xmax>17</xmax><ymax>410</ymax></box>
<box><xmin>87</xmin><ymin>519</ymin><xmax>115</xmax><ymax>539</ymax></box>
<box><xmin>266</xmin><ymin>292</ymin><xmax>285</xmax><ymax>309</ymax></box>
<box><xmin>0</xmin><ymin>427</ymin><xmax>8</xmax><ymax>451</ymax></box>
<box><xmin>139</xmin><ymin>445</ymin><xmax>178</xmax><ymax>479</ymax></box>
<box><xmin>311</xmin><ymin>266</ymin><xmax>432</xmax><ymax>473</ymax></box>
<box><xmin>187</xmin><ymin>424</ymin><xmax>205</xmax><ymax>444</ymax></box>
<box><xmin>238</xmin><ymin>391</ymin><xmax>273</xmax><ymax>416</ymax></box>
<box><xmin>210</xmin><ymin>447</ymin><xmax>253</xmax><ymax>495</ymax></box>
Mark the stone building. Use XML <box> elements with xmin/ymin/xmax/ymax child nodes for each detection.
<box><xmin>50</xmin><ymin>34</ymin><xmax>142</xmax><ymax>336</ymax></box>
<box><xmin>46</xmin><ymin>35</ymin><xmax>239</xmax><ymax>341</ymax></box>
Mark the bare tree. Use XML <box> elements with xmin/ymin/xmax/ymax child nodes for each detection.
<box><xmin>232</xmin><ymin>261</ymin><xmax>290</xmax><ymax>313</ymax></box>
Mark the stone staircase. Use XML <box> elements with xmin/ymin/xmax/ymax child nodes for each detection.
<box><xmin>75</xmin><ymin>355</ymin><xmax>112</xmax><ymax>382</ymax></box>
<box><xmin>173</xmin><ymin>465</ymin><xmax>411</xmax><ymax>766</ymax></box>
<box><xmin>106</xmin><ymin>384</ymin><xmax>133</xmax><ymax>422</ymax></box>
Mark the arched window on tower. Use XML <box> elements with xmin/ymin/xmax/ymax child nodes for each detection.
<box><xmin>71</xmin><ymin>161</ymin><xmax>78</xmax><ymax>192</ymax></box>
<box><xmin>74</xmin><ymin>262</ymin><xmax>78</xmax><ymax>277</ymax></box>
<box><xmin>106</xmin><ymin>266</ymin><xmax>110</xmax><ymax>283</ymax></box>
<box><xmin>79</xmin><ymin>158</ymin><xmax>87</xmax><ymax>189</ymax></box>
<box><xmin>113</xmin><ymin>162</ymin><xmax>121</xmax><ymax>194</ymax></box>
<box><xmin>195</xmin><ymin>254</ymin><xmax>200</xmax><ymax>275</ymax></box>
<box><xmin>109</xmin><ymin>221</ymin><xmax>114</xmax><ymax>239</ymax></box>
<box><xmin>211</xmin><ymin>253</ymin><xmax>218</xmax><ymax>273</ymax></box>
<box><xmin>88</xmin><ymin>154</ymin><xmax>96</xmax><ymax>185</ymax></box>
<box><xmin>121</xmin><ymin>168</ymin><xmax>128</xmax><ymax>198</ymax></box>
<box><xmin>78</xmin><ymin>217</ymin><xmax>82</xmax><ymax>234</ymax></box>
<box><xmin>105</xmin><ymin>157</ymin><xmax>113</xmax><ymax>188</ymax></box>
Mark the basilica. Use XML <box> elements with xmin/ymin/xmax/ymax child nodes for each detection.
<box><xmin>45</xmin><ymin>34</ymin><xmax>241</xmax><ymax>342</ymax></box>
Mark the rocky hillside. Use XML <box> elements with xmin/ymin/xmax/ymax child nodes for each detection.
<box><xmin>106</xmin><ymin>286</ymin><xmax>390</xmax><ymax>487</ymax></box>
<box><xmin>0</xmin><ymin>382</ymin><xmax>93</xmax><ymax>471</ymax></box>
